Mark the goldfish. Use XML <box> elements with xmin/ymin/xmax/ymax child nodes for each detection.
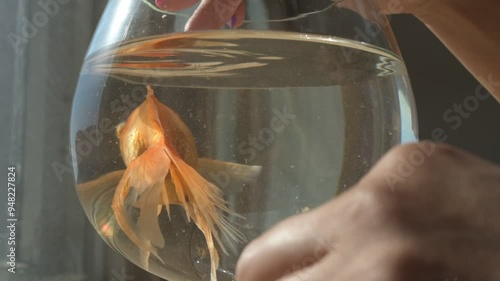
<box><xmin>112</xmin><ymin>85</ymin><xmax>261</xmax><ymax>281</ymax></box>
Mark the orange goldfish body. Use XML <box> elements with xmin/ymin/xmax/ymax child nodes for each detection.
<box><xmin>112</xmin><ymin>86</ymin><xmax>261</xmax><ymax>281</ymax></box>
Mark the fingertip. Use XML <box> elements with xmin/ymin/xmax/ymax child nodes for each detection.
<box><xmin>235</xmin><ymin>242</ymin><xmax>256</xmax><ymax>281</ymax></box>
<box><xmin>236</xmin><ymin>237</ymin><xmax>285</xmax><ymax>281</ymax></box>
<box><xmin>236</xmin><ymin>218</ymin><xmax>326</xmax><ymax>281</ymax></box>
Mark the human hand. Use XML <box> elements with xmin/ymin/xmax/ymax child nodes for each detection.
<box><xmin>235</xmin><ymin>142</ymin><xmax>500</xmax><ymax>281</ymax></box>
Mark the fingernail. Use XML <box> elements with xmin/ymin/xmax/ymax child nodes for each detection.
<box><xmin>227</xmin><ymin>15</ymin><xmax>236</xmax><ymax>28</ymax></box>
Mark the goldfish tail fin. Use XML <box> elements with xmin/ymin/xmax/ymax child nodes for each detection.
<box><xmin>166</xmin><ymin>147</ymin><xmax>246</xmax><ymax>252</ymax></box>
<box><xmin>112</xmin><ymin>167</ymin><xmax>149</xmax><ymax>251</ymax></box>
<box><xmin>139</xmin><ymin>250</ymin><xmax>151</xmax><ymax>271</ymax></box>
<box><xmin>171</xmin><ymin>158</ymin><xmax>246</xmax><ymax>246</ymax></box>
<box><xmin>165</xmin><ymin>146</ymin><xmax>246</xmax><ymax>281</ymax></box>
<box><xmin>161</xmin><ymin>181</ymin><xmax>172</xmax><ymax>220</ymax></box>
<box><xmin>135</xmin><ymin>183</ymin><xmax>166</xmax><ymax>268</ymax></box>
<box><xmin>194</xmin><ymin>215</ymin><xmax>220</xmax><ymax>281</ymax></box>
<box><xmin>136</xmin><ymin>184</ymin><xmax>166</xmax><ymax>249</ymax></box>
<box><xmin>169</xmin><ymin>162</ymin><xmax>240</xmax><ymax>281</ymax></box>
<box><xmin>112</xmin><ymin>143</ymin><xmax>172</xmax><ymax>267</ymax></box>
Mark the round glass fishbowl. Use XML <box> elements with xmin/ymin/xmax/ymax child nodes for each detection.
<box><xmin>71</xmin><ymin>0</ymin><xmax>418</xmax><ymax>280</ymax></box>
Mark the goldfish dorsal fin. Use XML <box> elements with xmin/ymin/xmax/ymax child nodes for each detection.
<box><xmin>146</xmin><ymin>85</ymin><xmax>155</xmax><ymax>97</ymax></box>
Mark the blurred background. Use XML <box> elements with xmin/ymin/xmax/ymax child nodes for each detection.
<box><xmin>1</xmin><ymin>0</ymin><xmax>499</xmax><ymax>281</ymax></box>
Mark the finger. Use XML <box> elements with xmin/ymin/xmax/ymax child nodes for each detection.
<box><xmin>277</xmin><ymin>241</ymin><xmax>406</xmax><ymax>281</ymax></box>
<box><xmin>155</xmin><ymin>0</ymin><xmax>200</xmax><ymax>11</ymax></box>
<box><xmin>230</xmin><ymin>1</ymin><xmax>246</xmax><ymax>28</ymax></box>
<box><xmin>235</xmin><ymin>210</ymin><xmax>332</xmax><ymax>281</ymax></box>
<box><xmin>185</xmin><ymin>0</ymin><xmax>243</xmax><ymax>31</ymax></box>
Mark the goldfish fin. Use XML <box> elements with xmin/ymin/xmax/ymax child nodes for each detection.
<box><xmin>161</xmin><ymin>180</ymin><xmax>179</xmax><ymax>219</ymax></box>
<box><xmin>196</xmin><ymin>158</ymin><xmax>262</xmax><ymax>194</ymax></box>
<box><xmin>165</xmin><ymin>146</ymin><xmax>246</xmax><ymax>259</ymax></box>
<box><xmin>192</xmin><ymin>214</ymin><xmax>219</xmax><ymax>281</ymax></box>
<box><xmin>112</xmin><ymin>165</ymin><xmax>157</xmax><ymax>256</ymax></box>
<box><xmin>161</xmin><ymin>181</ymin><xmax>172</xmax><ymax>219</ymax></box>
<box><xmin>170</xmin><ymin>166</ymin><xmax>194</xmax><ymax>222</ymax></box>
<box><xmin>77</xmin><ymin>170</ymin><xmax>125</xmax><ymax>192</ymax></box>
<box><xmin>136</xmin><ymin>184</ymin><xmax>165</xmax><ymax>249</ymax></box>
<box><xmin>112</xmin><ymin>143</ymin><xmax>172</xmax><ymax>267</ymax></box>
<box><xmin>135</xmin><ymin>198</ymin><xmax>163</xmax><ymax>217</ymax></box>
<box><xmin>139</xmin><ymin>250</ymin><xmax>151</xmax><ymax>271</ymax></box>
<box><xmin>76</xmin><ymin>170</ymin><xmax>125</xmax><ymax>215</ymax></box>
<box><xmin>165</xmin><ymin>146</ymin><xmax>247</xmax><ymax>281</ymax></box>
